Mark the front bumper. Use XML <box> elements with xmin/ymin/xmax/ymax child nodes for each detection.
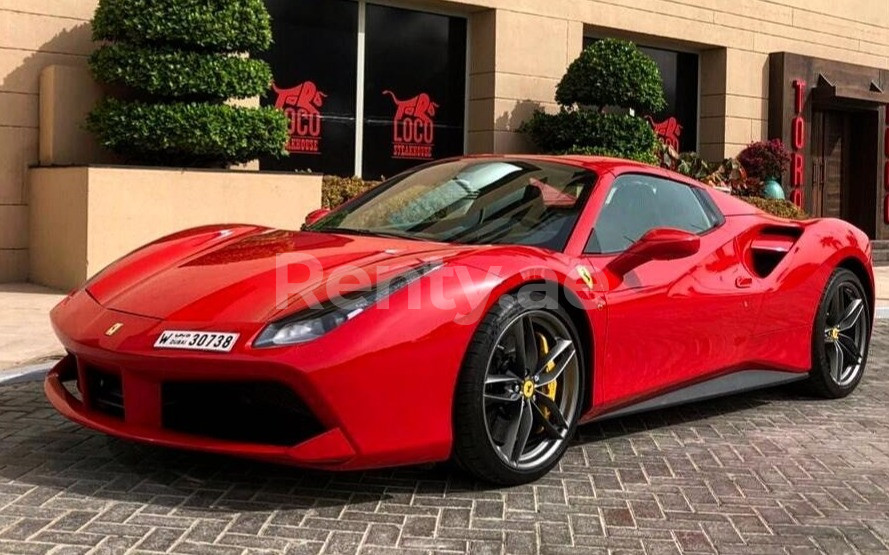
<box><xmin>45</xmin><ymin>354</ymin><xmax>357</xmax><ymax>467</ymax></box>
<box><xmin>45</xmin><ymin>290</ymin><xmax>464</xmax><ymax>469</ymax></box>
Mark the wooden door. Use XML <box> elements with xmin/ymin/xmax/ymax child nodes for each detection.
<box><xmin>813</xmin><ymin>110</ymin><xmax>849</xmax><ymax>219</ymax></box>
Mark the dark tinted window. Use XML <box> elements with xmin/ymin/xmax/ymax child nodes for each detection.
<box><xmin>310</xmin><ymin>159</ymin><xmax>596</xmax><ymax>251</ymax></box>
<box><xmin>587</xmin><ymin>175</ymin><xmax>718</xmax><ymax>254</ymax></box>
<box><xmin>259</xmin><ymin>0</ymin><xmax>358</xmax><ymax>175</ymax></box>
<box><xmin>362</xmin><ymin>4</ymin><xmax>466</xmax><ymax>179</ymax></box>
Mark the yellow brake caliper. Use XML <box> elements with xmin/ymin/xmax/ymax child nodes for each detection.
<box><xmin>536</xmin><ymin>333</ymin><xmax>558</xmax><ymax>420</ymax></box>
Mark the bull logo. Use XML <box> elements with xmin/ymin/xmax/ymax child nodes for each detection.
<box><xmin>273</xmin><ymin>81</ymin><xmax>327</xmax><ymax>154</ymax></box>
<box><xmin>384</xmin><ymin>90</ymin><xmax>438</xmax><ymax>160</ymax></box>
<box><xmin>646</xmin><ymin>116</ymin><xmax>682</xmax><ymax>151</ymax></box>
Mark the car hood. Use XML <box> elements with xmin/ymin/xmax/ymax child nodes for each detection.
<box><xmin>88</xmin><ymin>227</ymin><xmax>476</xmax><ymax>323</ymax></box>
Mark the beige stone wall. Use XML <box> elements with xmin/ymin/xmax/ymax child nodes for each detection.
<box><xmin>29</xmin><ymin>166</ymin><xmax>323</xmax><ymax>291</ymax></box>
<box><xmin>0</xmin><ymin>2</ymin><xmax>97</xmax><ymax>282</ymax></box>
<box><xmin>462</xmin><ymin>0</ymin><xmax>889</xmax><ymax>158</ymax></box>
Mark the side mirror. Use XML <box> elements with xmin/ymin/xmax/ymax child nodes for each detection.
<box><xmin>629</xmin><ymin>227</ymin><xmax>700</xmax><ymax>260</ymax></box>
<box><xmin>304</xmin><ymin>208</ymin><xmax>331</xmax><ymax>227</ymax></box>
<box><xmin>608</xmin><ymin>227</ymin><xmax>700</xmax><ymax>276</ymax></box>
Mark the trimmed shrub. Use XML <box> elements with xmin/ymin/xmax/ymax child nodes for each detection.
<box><xmin>92</xmin><ymin>0</ymin><xmax>272</xmax><ymax>52</ymax></box>
<box><xmin>87</xmin><ymin>0</ymin><xmax>286</xmax><ymax>166</ymax></box>
<box><xmin>322</xmin><ymin>176</ymin><xmax>381</xmax><ymax>209</ymax></box>
<box><xmin>90</xmin><ymin>44</ymin><xmax>272</xmax><ymax>100</ymax></box>
<box><xmin>741</xmin><ymin>196</ymin><xmax>809</xmax><ymax>220</ymax></box>
<box><xmin>521</xmin><ymin>39</ymin><xmax>665</xmax><ymax>164</ymax></box>
<box><xmin>556</xmin><ymin>39</ymin><xmax>666</xmax><ymax>113</ymax></box>
<box><xmin>521</xmin><ymin>110</ymin><xmax>658</xmax><ymax>163</ymax></box>
<box><xmin>87</xmin><ymin>99</ymin><xmax>288</xmax><ymax>166</ymax></box>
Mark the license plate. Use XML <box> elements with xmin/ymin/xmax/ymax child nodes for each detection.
<box><xmin>154</xmin><ymin>330</ymin><xmax>239</xmax><ymax>352</ymax></box>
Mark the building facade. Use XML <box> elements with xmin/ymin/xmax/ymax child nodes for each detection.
<box><xmin>2</xmin><ymin>0</ymin><xmax>889</xmax><ymax>282</ymax></box>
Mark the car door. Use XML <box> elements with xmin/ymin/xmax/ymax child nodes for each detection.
<box><xmin>582</xmin><ymin>172</ymin><xmax>762</xmax><ymax>408</ymax></box>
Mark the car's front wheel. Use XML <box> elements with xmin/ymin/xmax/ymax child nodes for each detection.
<box><xmin>453</xmin><ymin>293</ymin><xmax>584</xmax><ymax>485</ymax></box>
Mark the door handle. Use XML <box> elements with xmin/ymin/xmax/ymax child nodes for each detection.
<box><xmin>735</xmin><ymin>276</ymin><xmax>753</xmax><ymax>289</ymax></box>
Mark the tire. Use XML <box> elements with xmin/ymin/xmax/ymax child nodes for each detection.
<box><xmin>807</xmin><ymin>268</ymin><xmax>871</xmax><ymax>398</ymax></box>
<box><xmin>453</xmin><ymin>292</ymin><xmax>584</xmax><ymax>485</ymax></box>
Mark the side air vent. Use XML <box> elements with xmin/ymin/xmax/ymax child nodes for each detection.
<box><xmin>747</xmin><ymin>226</ymin><xmax>802</xmax><ymax>278</ymax></box>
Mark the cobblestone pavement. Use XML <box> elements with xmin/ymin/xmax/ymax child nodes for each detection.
<box><xmin>1</xmin><ymin>326</ymin><xmax>888</xmax><ymax>555</ymax></box>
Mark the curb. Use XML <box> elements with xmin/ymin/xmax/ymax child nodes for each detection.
<box><xmin>0</xmin><ymin>360</ymin><xmax>56</xmax><ymax>386</ymax></box>
<box><xmin>877</xmin><ymin>306</ymin><xmax>889</xmax><ymax>320</ymax></box>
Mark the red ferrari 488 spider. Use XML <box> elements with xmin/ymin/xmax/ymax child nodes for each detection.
<box><xmin>46</xmin><ymin>156</ymin><xmax>873</xmax><ymax>484</ymax></box>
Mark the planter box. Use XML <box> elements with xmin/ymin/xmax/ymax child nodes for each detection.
<box><xmin>29</xmin><ymin>165</ymin><xmax>322</xmax><ymax>291</ymax></box>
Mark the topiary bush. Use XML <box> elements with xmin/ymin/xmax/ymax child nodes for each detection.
<box><xmin>522</xmin><ymin>110</ymin><xmax>658</xmax><ymax>163</ymax></box>
<box><xmin>555</xmin><ymin>39</ymin><xmax>665</xmax><ymax>113</ymax></box>
<box><xmin>91</xmin><ymin>0</ymin><xmax>272</xmax><ymax>52</ymax></box>
<box><xmin>521</xmin><ymin>39</ymin><xmax>665</xmax><ymax>163</ymax></box>
<box><xmin>87</xmin><ymin>0</ymin><xmax>288</xmax><ymax>167</ymax></box>
<box><xmin>90</xmin><ymin>44</ymin><xmax>273</xmax><ymax>100</ymax></box>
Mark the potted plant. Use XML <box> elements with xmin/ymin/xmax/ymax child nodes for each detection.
<box><xmin>737</xmin><ymin>139</ymin><xmax>792</xmax><ymax>200</ymax></box>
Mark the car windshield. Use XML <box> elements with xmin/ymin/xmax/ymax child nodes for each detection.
<box><xmin>307</xmin><ymin>159</ymin><xmax>597</xmax><ymax>251</ymax></box>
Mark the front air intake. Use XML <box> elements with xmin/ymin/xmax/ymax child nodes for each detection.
<box><xmin>161</xmin><ymin>381</ymin><xmax>323</xmax><ymax>446</ymax></box>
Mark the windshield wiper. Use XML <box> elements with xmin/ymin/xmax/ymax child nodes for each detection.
<box><xmin>323</xmin><ymin>227</ymin><xmax>423</xmax><ymax>241</ymax></box>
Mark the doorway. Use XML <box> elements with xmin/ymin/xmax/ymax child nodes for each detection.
<box><xmin>812</xmin><ymin>108</ymin><xmax>878</xmax><ymax>237</ymax></box>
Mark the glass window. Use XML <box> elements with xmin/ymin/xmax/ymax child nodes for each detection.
<box><xmin>259</xmin><ymin>0</ymin><xmax>358</xmax><ymax>175</ymax></box>
<box><xmin>587</xmin><ymin>175</ymin><xmax>718</xmax><ymax>254</ymax></box>
<box><xmin>362</xmin><ymin>4</ymin><xmax>467</xmax><ymax>179</ymax></box>
<box><xmin>309</xmin><ymin>159</ymin><xmax>596</xmax><ymax>251</ymax></box>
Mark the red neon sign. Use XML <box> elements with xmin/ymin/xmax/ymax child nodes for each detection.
<box><xmin>790</xmin><ymin>80</ymin><xmax>806</xmax><ymax>207</ymax></box>
<box><xmin>384</xmin><ymin>90</ymin><xmax>439</xmax><ymax>160</ymax></box>
<box><xmin>273</xmin><ymin>81</ymin><xmax>327</xmax><ymax>155</ymax></box>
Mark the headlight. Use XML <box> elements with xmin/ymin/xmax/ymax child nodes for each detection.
<box><xmin>253</xmin><ymin>263</ymin><xmax>442</xmax><ymax>347</ymax></box>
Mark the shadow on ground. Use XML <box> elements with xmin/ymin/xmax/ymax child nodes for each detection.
<box><xmin>1</xmin><ymin>381</ymin><xmax>803</xmax><ymax>511</ymax></box>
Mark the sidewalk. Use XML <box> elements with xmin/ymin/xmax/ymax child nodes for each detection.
<box><xmin>0</xmin><ymin>283</ymin><xmax>66</xmax><ymax>371</ymax></box>
<box><xmin>877</xmin><ymin>266</ymin><xmax>889</xmax><ymax>310</ymax></box>
<box><xmin>0</xmin><ymin>269</ymin><xmax>888</xmax><ymax>372</ymax></box>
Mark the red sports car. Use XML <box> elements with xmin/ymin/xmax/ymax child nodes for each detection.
<box><xmin>46</xmin><ymin>156</ymin><xmax>873</xmax><ymax>484</ymax></box>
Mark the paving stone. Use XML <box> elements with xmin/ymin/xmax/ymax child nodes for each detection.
<box><xmin>0</xmin><ymin>323</ymin><xmax>888</xmax><ymax>553</ymax></box>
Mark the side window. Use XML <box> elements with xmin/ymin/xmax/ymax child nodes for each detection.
<box><xmin>586</xmin><ymin>174</ymin><xmax>719</xmax><ymax>254</ymax></box>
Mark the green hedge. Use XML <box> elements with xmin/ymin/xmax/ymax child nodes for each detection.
<box><xmin>90</xmin><ymin>44</ymin><xmax>272</xmax><ymax>99</ymax></box>
<box><xmin>521</xmin><ymin>110</ymin><xmax>658</xmax><ymax>162</ymax></box>
<box><xmin>92</xmin><ymin>0</ymin><xmax>272</xmax><ymax>52</ymax></box>
<box><xmin>322</xmin><ymin>176</ymin><xmax>381</xmax><ymax>209</ymax></box>
<box><xmin>741</xmin><ymin>196</ymin><xmax>809</xmax><ymax>220</ymax></box>
<box><xmin>555</xmin><ymin>39</ymin><xmax>665</xmax><ymax>113</ymax></box>
<box><xmin>87</xmin><ymin>99</ymin><xmax>288</xmax><ymax>166</ymax></box>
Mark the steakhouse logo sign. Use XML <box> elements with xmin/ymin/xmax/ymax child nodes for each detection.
<box><xmin>384</xmin><ymin>90</ymin><xmax>439</xmax><ymax>160</ymax></box>
<box><xmin>273</xmin><ymin>81</ymin><xmax>327</xmax><ymax>155</ymax></box>
<box><xmin>646</xmin><ymin>116</ymin><xmax>683</xmax><ymax>151</ymax></box>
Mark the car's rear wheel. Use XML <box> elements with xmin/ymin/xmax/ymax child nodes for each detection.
<box><xmin>807</xmin><ymin>268</ymin><xmax>870</xmax><ymax>398</ymax></box>
<box><xmin>453</xmin><ymin>292</ymin><xmax>583</xmax><ymax>485</ymax></box>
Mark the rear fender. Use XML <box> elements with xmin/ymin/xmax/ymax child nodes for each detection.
<box><xmin>749</xmin><ymin>218</ymin><xmax>871</xmax><ymax>371</ymax></box>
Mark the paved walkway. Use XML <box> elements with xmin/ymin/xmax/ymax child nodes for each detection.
<box><xmin>876</xmin><ymin>266</ymin><xmax>889</xmax><ymax>306</ymax></box>
<box><xmin>0</xmin><ymin>283</ymin><xmax>66</xmax><ymax>370</ymax></box>
<box><xmin>0</xmin><ymin>324</ymin><xmax>886</xmax><ymax>553</ymax></box>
